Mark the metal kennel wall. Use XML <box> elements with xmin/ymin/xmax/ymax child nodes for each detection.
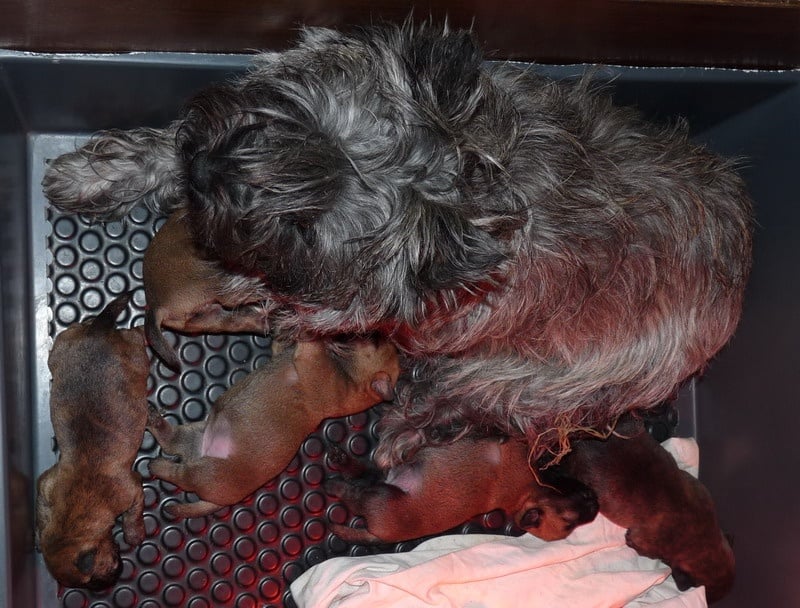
<box><xmin>0</xmin><ymin>52</ymin><xmax>798</xmax><ymax>608</ymax></box>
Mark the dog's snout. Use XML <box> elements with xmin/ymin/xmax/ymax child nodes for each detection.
<box><xmin>577</xmin><ymin>491</ymin><xmax>600</xmax><ymax>523</ymax></box>
<box><xmin>75</xmin><ymin>549</ymin><xmax>96</xmax><ymax>575</ymax></box>
<box><xmin>84</xmin><ymin>554</ymin><xmax>123</xmax><ymax>590</ymax></box>
<box><xmin>518</xmin><ymin>508</ymin><xmax>542</xmax><ymax>529</ymax></box>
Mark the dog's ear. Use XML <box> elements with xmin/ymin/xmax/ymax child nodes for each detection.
<box><xmin>413</xmin><ymin>206</ymin><xmax>506</xmax><ymax>292</ymax></box>
<box><xmin>404</xmin><ymin>25</ymin><xmax>483</xmax><ymax>125</ymax></box>
<box><xmin>42</xmin><ymin>126</ymin><xmax>182</xmax><ymax>220</ymax></box>
<box><xmin>297</xmin><ymin>26</ymin><xmax>346</xmax><ymax>49</ymax></box>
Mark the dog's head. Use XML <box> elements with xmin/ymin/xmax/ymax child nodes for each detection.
<box><xmin>36</xmin><ymin>468</ymin><xmax>123</xmax><ymax>589</ymax></box>
<box><xmin>514</xmin><ymin>476</ymin><xmax>599</xmax><ymax>541</ymax></box>
<box><xmin>177</xmin><ymin>23</ymin><xmax>523</xmax><ymax>325</ymax></box>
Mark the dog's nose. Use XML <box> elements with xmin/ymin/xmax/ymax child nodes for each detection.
<box><xmin>82</xmin><ymin>554</ymin><xmax>123</xmax><ymax>590</ymax></box>
<box><xmin>578</xmin><ymin>491</ymin><xmax>600</xmax><ymax>523</ymax></box>
<box><xmin>76</xmin><ymin>549</ymin><xmax>96</xmax><ymax>575</ymax></box>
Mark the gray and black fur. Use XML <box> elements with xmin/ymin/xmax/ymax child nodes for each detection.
<box><xmin>42</xmin><ymin>22</ymin><xmax>753</xmax><ymax>466</ymax></box>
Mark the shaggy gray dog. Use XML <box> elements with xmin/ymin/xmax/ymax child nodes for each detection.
<box><xmin>42</xmin><ymin>22</ymin><xmax>752</xmax><ymax>466</ymax></box>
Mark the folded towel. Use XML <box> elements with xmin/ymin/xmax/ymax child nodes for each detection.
<box><xmin>291</xmin><ymin>438</ymin><xmax>707</xmax><ymax>608</ymax></box>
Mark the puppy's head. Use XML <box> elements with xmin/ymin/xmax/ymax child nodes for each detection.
<box><xmin>36</xmin><ymin>469</ymin><xmax>123</xmax><ymax>589</ymax></box>
<box><xmin>41</xmin><ymin>534</ymin><xmax>122</xmax><ymax>590</ymax></box>
<box><xmin>515</xmin><ymin>477</ymin><xmax>599</xmax><ymax>541</ymax></box>
<box><xmin>177</xmin><ymin>23</ymin><xmax>514</xmax><ymax>323</ymax></box>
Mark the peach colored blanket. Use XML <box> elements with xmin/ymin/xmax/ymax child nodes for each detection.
<box><xmin>291</xmin><ymin>438</ymin><xmax>707</xmax><ymax>608</ymax></box>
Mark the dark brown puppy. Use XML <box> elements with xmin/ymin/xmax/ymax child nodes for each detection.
<box><xmin>147</xmin><ymin>338</ymin><xmax>400</xmax><ymax>519</ymax></box>
<box><xmin>143</xmin><ymin>209</ymin><xmax>270</xmax><ymax>371</ymax></box>
<box><xmin>326</xmin><ymin>436</ymin><xmax>599</xmax><ymax>544</ymax></box>
<box><xmin>559</xmin><ymin>416</ymin><xmax>735</xmax><ymax>603</ymax></box>
<box><xmin>36</xmin><ymin>294</ymin><xmax>149</xmax><ymax>590</ymax></box>
<box><xmin>329</xmin><ymin>417</ymin><xmax>733</xmax><ymax>603</ymax></box>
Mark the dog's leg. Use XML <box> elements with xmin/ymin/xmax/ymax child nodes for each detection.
<box><xmin>177</xmin><ymin>303</ymin><xmax>269</xmax><ymax>335</ymax></box>
<box><xmin>145</xmin><ymin>310</ymin><xmax>182</xmax><ymax>372</ymax></box>
<box><xmin>148</xmin><ymin>455</ymin><xmax>248</xmax><ymax>511</ymax></box>
<box><xmin>165</xmin><ymin>499</ymin><xmax>225</xmax><ymax>520</ymax></box>
<box><xmin>326</xmin><ymin>444</ymin><xmax>372</xmax><ymax>479</ymax></box>
<box><xmin>119</xmin><ymin>473</ymin><xmax>146</xmax><ymax>547</ymax></box>
<box><xmin>146</xmin><ymin>406</ymin><xmax>203</xmax><ymax>458</ymax></box>
<box><xmin>148</xmin><ymin>305</ymin><xmax>270</xmax><ymax>372</ymax></box>
<box><xmin>325</xmin><ymin>477</ymin><xmax>430</xmax><ymax>544</ymax></box>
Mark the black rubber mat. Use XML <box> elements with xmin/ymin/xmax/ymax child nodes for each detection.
<box><xmin>45</xmin><ymin>200</ymin><xmax>523</xmax><ymax>608</ymax></box>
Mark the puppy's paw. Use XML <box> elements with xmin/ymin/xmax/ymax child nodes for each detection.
<box><xmin>323</xmin><ymin>476</ymin><xmax>349</xmax><ymax>498</ymax></box>
<box><xmin>327</xmin><ymin>445</ymin><xmax>349</xmax><ymax>467</ymax></box>
<box><xmin>146</xmin><ymin>403</ymin><xmax>166</xmax><ymax>425</ymax></box>
<box><xmin>324</xmin><ymin>475</ymin><xmax>373</xmax><ymax>500</ymax></box>
<box><xmin>326</xmin><ymin>443</ymin><xmax>370</xmax><ymax>472</ymax></box>
<box><xmin>370</xmin><ymin>372</ymin><xmax>395</xmax><ymax>402</ymax></box>
<box><xmin>147</xmin><ymin>456</ymin><xmax>181</xmax><ymax>482</ymax></box>
<box><xmin>122</xmin><ymin>518</ymin><xmax>146</xmax><ymax>547</ymax></box>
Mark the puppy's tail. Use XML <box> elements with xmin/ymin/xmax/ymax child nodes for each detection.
<box><xmin>90</xmin><ymin>292</ymin><xmax>132</xmax><ymax>333</ymax></box>
<box><xmin>144</xmin><ymin>308</ymin><xmax>181</xmax><ymax>372</ymax></box>
<box><xmin>42</xmin><ymin>125</ymin><xmax>183</xmax><ymax>220</ymax></box>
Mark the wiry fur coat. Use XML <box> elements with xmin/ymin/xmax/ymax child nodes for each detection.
<box><xmin>43</xmin><ymin>22</ymin><xmax>753</xmax><ymax>466</ymax></box>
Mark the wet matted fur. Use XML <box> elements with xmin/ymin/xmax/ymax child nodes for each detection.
<box><xmin>42</xmin><ymin>21</ymin><xmax>753</xmax><ymax>466</ymax></box>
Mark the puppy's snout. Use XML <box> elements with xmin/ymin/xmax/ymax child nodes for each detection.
<box><xmin>54</xmin><ymin>546</ymin><xmax>123</xmax><ymax>590</ymax></box>
<box><xmin>518</xmin><ymin>507</ymin><xmax>542</xmax><ymax>529</ymax></box>
<box><xmin>573</xmin><ymin>486</ymin><xmax>600</xmax><ymax>523</ymax></box>
<box><xmin>76</xmin><ymin>549</ymin><xmax>96</xmax><ymax>575</ymax></box>
<box><xmin>84</xmin><ymin>554</ymin><xmax>123</xmax><ymax>591</ymax></box>
<box><xmin>671</xmin><ymin>567</ymin><xmax>696</xmax><ymax>592</ymax></box>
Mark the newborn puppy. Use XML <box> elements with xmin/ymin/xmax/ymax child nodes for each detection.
<box><xmin>326</xmin><ymin>436</ymin><xmax>599</xmax><ymax>544</ymax></box>
<box><xmin>147</xmin><ymin>337</ymin><xmax>400</xmax><ymax>519</ymax></box>
<box><xmin>36</xmin><ymin>293</ymin><xmax>149</xmax><ymax>590</ymax></box>
<box><xmin>143</xmin><ymin>209</ymin><xmax>271</xmax><ymax>371</ymax></box>
<box><xmin>559</xmin><ymin>416</ymin><xmax>735</xmax><ymax>603</ymax></box>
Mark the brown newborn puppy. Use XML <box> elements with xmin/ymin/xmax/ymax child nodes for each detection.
<box><xmin>36</xmin><ymin>293</ymin><xmax>149</xmax><ymax>590</ymax></box>
<box><xmin>143</xmin><ymin>210</ymin><xmax>270</xmax><ymax>371</ymax></box>
<box><xmin>326</xmin><ymin>436</ymin><xmax>599</xmax><ymax>544</ymax></box>
<box><xmin>147</xmin><ymin>337</ymin><xmax>400</xmax><ymax>519</ymax></box>
<box><xmin>559</xmin><ymin>416</ymin><xmax>735</xmax><ymax>603</ymax></box>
